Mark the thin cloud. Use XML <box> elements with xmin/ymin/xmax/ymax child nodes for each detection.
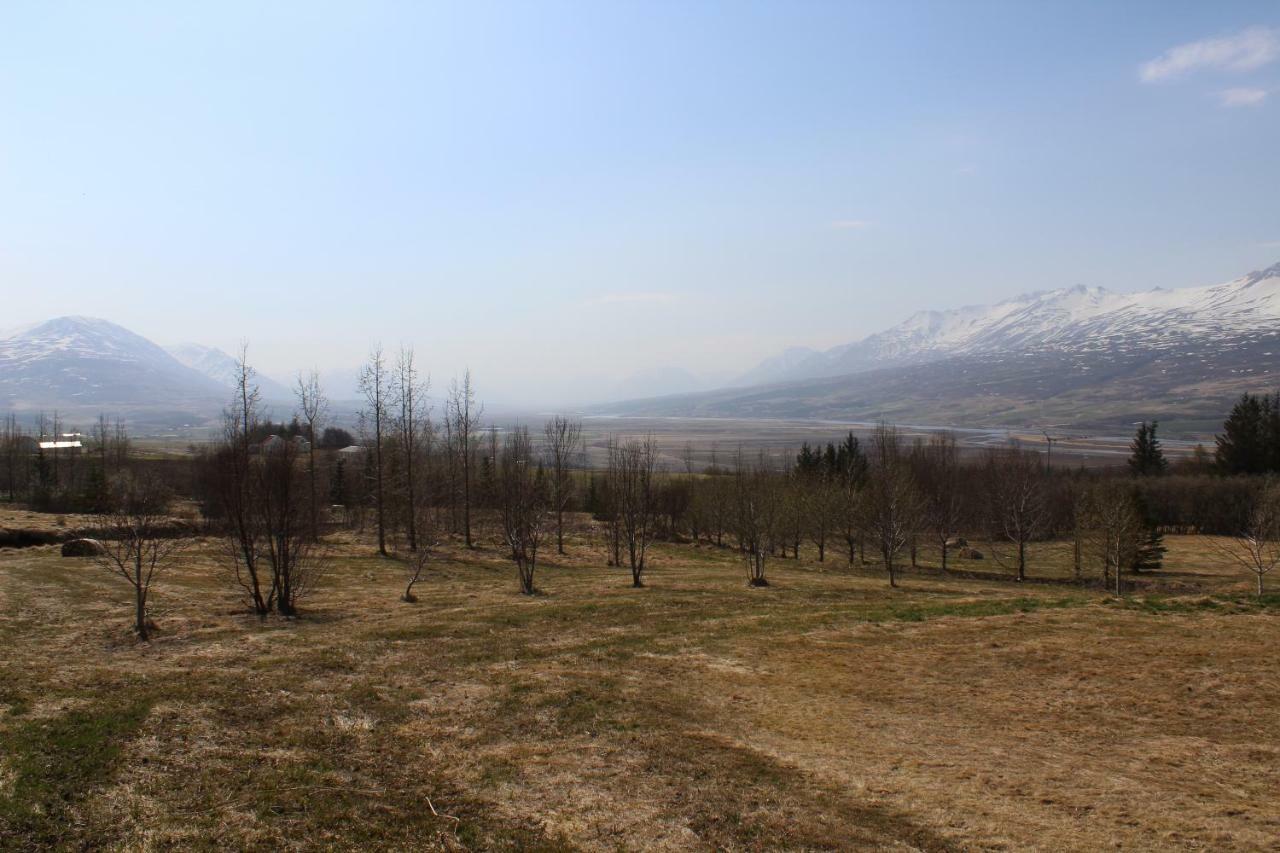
<box><xmin>831</xmin><ymin>219</ymin><xmax>873</xmax><ymax>230</ymax></box>
<box><xmin>582</xmin><ymin>291</ymin><xmax>681</xmax><ymax>308</ymax></box>
<box><xmin>1141</xmin><ymin>26</ymin><xmax>1279</xmax><ymax>82</ymax></box>
<box><xmin>1219</xmin><ymin>87</ymin><xmax>1268</xmax><ymax>107</ymax></box>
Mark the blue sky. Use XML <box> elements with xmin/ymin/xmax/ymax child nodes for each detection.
<box><xmin>2</xmin><ymin>1</ymin><xmax>1278</xmax><ymax>404</ymax></box>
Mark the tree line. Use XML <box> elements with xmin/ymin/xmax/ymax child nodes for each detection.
<box><xmin>5</xmin><ymin>362</ymin><xmax>1280</xmax><ymax>640</ymax></box>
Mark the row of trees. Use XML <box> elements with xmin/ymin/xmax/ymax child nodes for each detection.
<box><xmin>13</xmin><ymin>364</ymin><xmax>1280</xmax><ymax>639</ymax></box>
<box><xmin>0</xmin><ymin>412</ymin><xmax>131</xmax><ymax>511</ymax></box>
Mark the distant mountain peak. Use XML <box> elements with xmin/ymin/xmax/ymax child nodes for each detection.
<box><xmin>0</xmin><ymin>315</ymin><xmax>227</xmax><ymax>411</ymax></box>
<box><xmin>1242</xmin><ymin>261</ymin><xmax>1280</xmax><ymax>286</ymax></box>
<box><xmin>737</xmin><ymin>262</ymin><xmax>1280</xmax><ymax>386</ymax></box>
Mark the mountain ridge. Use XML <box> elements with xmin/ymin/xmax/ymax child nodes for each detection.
<box><xmin>600</xmin><ymin>262</ymin><xmax>1280</xmax><ymax>435</ymax></box>
<box><xmin>735</xmin><ymin>262</ymin><xmax>1280</xmax><ymax>386</ymax></box>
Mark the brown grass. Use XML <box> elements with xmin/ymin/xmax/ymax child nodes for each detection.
<box><xmin>1</xmin><ymin>525</ymin><xmax>1277</xmax><ymax>850</ymax></box>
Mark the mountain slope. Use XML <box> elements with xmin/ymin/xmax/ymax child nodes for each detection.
<box><xmin>0</xmin><ymin>316</ymin><xmax>227</xmax><ymax>412</ymax></box>
<box><xmin>609</xmin><ymin>263</ymin><xmax>1280</xmax><ymax>434</ymax></box>
<box><xmin>741</xmin><ymin>262</ymin><xmax>1280</xmax><ymax>384</ymax></box>
<box><xmin>165</xmin><ymin>343</ymin><xmax>294</xmax><ymax>400</ymax></box>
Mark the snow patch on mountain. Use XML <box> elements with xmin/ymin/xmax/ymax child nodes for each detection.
<box><xmin>743</xmin><ymin>262</ymin><xmax>1280</xmax><ymax>384</ymax></box>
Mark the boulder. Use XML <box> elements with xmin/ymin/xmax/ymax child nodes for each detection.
<box><xmin>957</xmin><ymin>547</ymin><xmax>984</xmax><ymax>560</ymax></box>
<box><xmin>61</xmin><ymin>538</ymin><xmax>106</xmax><ymax>557</ymax></box>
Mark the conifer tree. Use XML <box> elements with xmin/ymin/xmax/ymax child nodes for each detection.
<box><xmin>1216</xmin><ymin>394</ymin><xmax>1271</xmax><ymax>475</ymax></box>
<box><xmin>1128</xmin><ymin>421</ymin><xmax>1167</xmax><ymax>476</ymax></box>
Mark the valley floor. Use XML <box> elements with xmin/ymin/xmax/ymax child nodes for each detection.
<box><xmin>1</xmin><ymin>528</ymin><xmax>1277</xmax><ymax>850</ymax></box>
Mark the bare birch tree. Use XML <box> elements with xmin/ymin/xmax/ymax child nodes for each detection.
<box><xmin>295</xmin><ymin>369</ymin><xmax>329</xmax><ymax>541</ymax></box>
<box><xmin>94</xmin><ymin>470</ymin><xmax>186</xmax><ymax>641</ymax></box>
<box><xmin>401</xmin><ymin>505</ymin><xmax>438</xmax><ymax>602</ymax></box>
<box><xmin>611</xmin><ymin>434</ymin><xmax>659</xmax><ymax>587</ymax></box>
<box><xmin>543</xmin><ymin>415</ymin><xmax>582</xmax><ymax>555</ymax></box>
<box><xmin>917</xmin><ymin>432</ymin><xmax>966</xmax><ymax>571</ymax></box>
<box><xmin>733</xmin><ymin>450</ymin><xmax>782</xmax><ymax>587</ymax></box>
<box><xmin>447</xmin><ymin>370</ymin><xmax>483</xmax><ymax>548</ymax></box>
<box><xmin>360</xmin><ymin>346</ymin><xmax>390</xmax><ymax>557</ymax></box>
<box><xmin>983</xmin><ymin>446</ymin><xmax>1048</xmax><ymax>582</ymax></box>
<box><xmin>1080</xmin><ymin>480</ymin><xmax>1143</xmax><ymax>595</ymax></box>
<box><xmin>861</xmin><ymin>424</ymin><xmax>924</xmax><ymax>587</ymax></box>
<box><xmin>496</xmin><ymin>426</ymin><xmax>548</xmax><ymax>595</ymax></box>
<box><xmin>1216</xmin><ymin>479</ymin><xmax>1280</xmax><ymax>596</ymax></box>
<box><xmin>257</xmin><ymin>438</ymin><xmax>325</xmax><ymax>615</ymax></box>
<box><xmin>394</xmin><ymin>347</ymin><xmax>431</xmax><ymax>552</ymax></box>
<box><xmin>218</xmin><ymin>346</ymin><xmax>273</xmax><ymax>614</ymax></box>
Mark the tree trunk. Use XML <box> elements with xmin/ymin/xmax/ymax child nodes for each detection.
<box><xmin>133</xmin><ymin>554</ymin><xmax>149</xmax><ymax>641</ymax></box>
<box><xmin>941</xmin><ymin>541</ymin><xmax>949</xmax><ymax>572</ymax></box>
<box><xmin>309</xmin><ymin>442</ymin><xmax>319</xmax><ymax>542</ymax></box>
<box><xmin>1017</xmin><ymin>540</ymin><xmax>1026</xmax><ymax>582</ymax></box>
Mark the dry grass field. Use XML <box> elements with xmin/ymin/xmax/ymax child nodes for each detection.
<box><xmin>1</xmin><ymin>523</ymin><xmax>1278</xmax><ymax>851</ymax></box>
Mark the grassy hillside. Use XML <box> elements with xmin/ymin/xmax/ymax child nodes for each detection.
<box><xmin>1</xmin><ymin>527</ymin><xmax>1277</xmax><ymax>849</ymax></box>
<box><xmin>598</xmin><ymin>334</ymin><xmax>1280</xmax><ymax>437</ymax></box>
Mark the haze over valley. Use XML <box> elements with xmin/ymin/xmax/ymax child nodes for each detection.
<box><xmin>5</xmin><ymin>260</ymin><xmax>1278</xmax><ymax>438</ymax></box>
<box><xmin>5</xmin><ymin>5</ymin><xmax>1280</xmax><ymax>851</ymax></box>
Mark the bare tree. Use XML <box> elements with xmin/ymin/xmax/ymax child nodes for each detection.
<box><xmin>1080</xmin><ymin>480</ymin><xmax>1143</xmax><ymax>595</ymax></box>
<box><xmin>733</xmin><ymin>450</ymin><xmax>782</xmax><ymax>587</ymax></box>
<box><xmin>543</xmin><ymin>415</ymin><xmax>583</xmax><ymax>554</ymax></box>
<box><xmin>917</xmin><ymin>433</ymin><xmax>966</xmax><ymax>571</ymax></box>
<box><xmin>393</xmin><ymin>347</ymin><xmax>431</xmax><ymax>552</ymax></box>
<box><xmin>109</xmin><ymin>416</ymin><xmax>130</xmax><ymax>471</ymax></box>
<box><xmin>496</xmin><ymin>426</ymin><xmax>548</xmax><ymax>595</ymax></box>
<box><xmin>447</xmin><ymin>370</ymin><xmax>483</xmax><ymax>548</ymax></box>
<box><xmin>1216</xmin><ymin>479</ymin><xmax>1280</xmax><ymax>596</ymax></box>
<box><xmin>861</xmin><ymin>425</ymin><xmax>924</xmax><ymax>587</ymax></box>
<box><xmin>257</xmin><ymin>438</ymin><xmax>325</xmax><ymax>616</ymax></box>
<box><xmin>782</xmin><ymin>467</ymin><xmax>805</xmax><ymax>559</ymax></box>
<box><xmin>983</xmin><ymin>446</ymin><xmax>1048</xmax><ymax>582</ymax></box>
<box><xmin>804</xmin><ymin>471</ymin><xmax>842</xmax><ymax>562</ymax></box>
<box><xmin>699</xmin><ymin>444</ymin><xmax>735</xmax><ymax>549</ymax></box>
<box><xmin>360</xmin><ymin>346</ymin><xmax>390</xmax><ymax>556</ymax></box>
<box><xmin>94</xmin><ymin>470</ymin><xmax>186</xmax><ymax>641</ymax></box>
<box><xmin>401</xmin><ymin>505</ymin><xmax>438</xmax><ymax>602</ymax></box>
<box><xmin>600</xmin><ymin>435</ymin><xmax>623</xmax><ymax>566</ymax></box>
<box><xmin>611</xmin><ymin>434</ymin><xmax>659</xmax><ymax>587</ymax></box>
<box><xmin>1</xmin><ymin>414</ymin><xmax>26</xmax><ymax>501</ymax></box>
<box><xmin>295</xmin><ymin>369</ymin><xmax>329</xmax><ymax>541</ymax></box>
<box><xmin>682</xmin><ymin>442</ymin><xmax>706</xmax><ymax>544</ymax></box>
<box><xmin>217</xmin><ymin>347</ymin><xmax>273</xmax><ymax>615</ymax></box>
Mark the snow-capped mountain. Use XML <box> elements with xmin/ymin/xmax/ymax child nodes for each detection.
<box><xmin>600</xmin><ymin>262</ymin><xmax>1280</xmax><ymax>433</ymax></box>
<box><xmin>165</xmin><ymin>343</ymin><xmax>294</xmax><ymax>400</ymax></box>
<box><xmin>743</xmin><ymin>262</ymin><xmax>1280</xmax><ymax>384</ymax></box>
<box><xmin>0</xmin><ymin>316</ymin><xmax>227</xmax><ymax>411</ymax></box>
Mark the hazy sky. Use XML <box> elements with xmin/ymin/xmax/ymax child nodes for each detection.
<box><xmin>3</xmin><ymin>2</ymin><xmax>1279</xmax><ymax>405</ymax></box>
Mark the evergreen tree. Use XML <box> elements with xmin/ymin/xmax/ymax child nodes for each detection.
<box><xmin>1130</xmin><ymin>490</ymin><xmax>1165</xmax><ymax>572</ymax></box>
<box><xmin>1131</xmin><ymin>526</ymin><xmax>1166</xmax><ymax>572</ymax></box>
<box><xmin>1216</xmin><ymin>393</ymin><xmax>1270</xmax><ymax>475</ymax></box>
<box><xmin>795</xmin><ymin>442</ymin><xmax>820</xmax><ymax>475</ymax></box>
<box><xmin>1128</xmin><ymin>420</ymin><xmax>1167</xmax><ymax>476</ymax></box>
<box><xmin>834</xmin><ymin>432</ymin><xmax>868</xmax><ymax>484</ymax></box>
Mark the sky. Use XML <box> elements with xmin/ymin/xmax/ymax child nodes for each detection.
<box><xmin>2</xmin><ymin>1</ymin><xmax>1279</xmax><ymax>405</ymax></box>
